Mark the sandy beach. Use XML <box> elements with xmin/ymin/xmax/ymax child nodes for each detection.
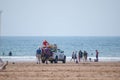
<box><xmin>0</xmin><ymin>61</ymin><xmax>120</xmax><ymax>80</ymax></box>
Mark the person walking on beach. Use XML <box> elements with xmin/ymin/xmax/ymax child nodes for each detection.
<box><xmin>71</xmin><ymin>50</ymin><xmax>78</xmax><ymax>63</ymax></box>
<box><xmin>36</xmin><ymin>47</ymin><xmax>42</xmax><ymax>64</ymax></box>
<box><xmin>95</xmin><ymin>50</ymin><xmax>99</xmax><ymax>62</ymax></box>
<box><xmin>71</xmin><ymin>51</ymin><xmax>75</xmax><ymax>62</ymax></box>
<box><xmin>44</xmin><ymin>47</ymin><xmax>51</xmax><ymax>64</ymax></box>
<box><xmin>71</xmin><ymin>51</ymin><xmax>77</xmax><ymax>62</ymax></box>
<box><xmin>74</xmin><ymin>51</ymin><xmax>78</xmax><ymax>63</ymax></box>
<box><xmin>83</xmin><ymin>51</ymin><xmax>88</xmax><ymax>62</ymax></box>
<box><xmin>78</xmin><ymin>50</ymin><xmax>83</xmax><ymax>62</ymax></box>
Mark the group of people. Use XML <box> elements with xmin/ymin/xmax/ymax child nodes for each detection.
<box><xmin>71</xmin><ymin>50</ymin><xmax>99</xmax><ymax>63</ymax></box>
<box><xmin>36</xmin><ymin>40</ymin><xmax>99</xmax><ymax>64</ymax></box>
<box><xmin>36</xmin><ymin>40</ymin><xmax>57</xmax><ymax>64</ymax></box>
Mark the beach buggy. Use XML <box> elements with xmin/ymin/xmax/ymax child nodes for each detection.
<box><xmin>40</xmin><ymin>40</ymin><xmax>66</xmax><ymax>64</ymax></box>
<box><xmin>41</xmin><ymin>48</ymin><xmax>66</xmax><ymax>63</ymax></box>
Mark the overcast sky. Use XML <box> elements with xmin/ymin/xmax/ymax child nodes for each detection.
<box><xmin>0</xmin><ymin>0</ymin><xmax>120</xmax><ymax>36</ymax></box>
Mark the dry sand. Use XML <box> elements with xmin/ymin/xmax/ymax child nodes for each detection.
<box><xmin>0</xmin><ymin>61</ymin><xmax>120</xmax><ymax>80</ymax></box>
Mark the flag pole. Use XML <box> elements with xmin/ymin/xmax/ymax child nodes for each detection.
<box><xmin>0</xmin><ymin>11</ymin><xmax>2</xmax><ymax>37</ymax></box>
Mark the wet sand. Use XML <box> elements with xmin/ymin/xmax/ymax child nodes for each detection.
<box><xmin>0</xmin><ymin>62</ymin><xmax>120</xmax><ymax>80</ymax></box>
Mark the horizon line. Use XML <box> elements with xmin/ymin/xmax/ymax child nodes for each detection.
<box><xmin>0</xmin><ymin>35</ymin><xmax>120</xmax><ymax>37</ymax></box>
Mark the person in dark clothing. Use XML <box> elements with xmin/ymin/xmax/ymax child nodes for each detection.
<box><xmin>94</xmin><ymin>50</ymin><xmax>99</xmax><ymax>62</ymax></box>
<box><xmin>70</xmin><ymin>51</ymin><xmax>75</xmax><ymax>62</ymax></box>
<box><xmin>83</xmin><ymin>51</ymin><xmax>88</xmax><ymax>62</ymax></box>
<box><xmin>78</xmin><ymin>50</ymin><xmax>83</xmax><ymax>62</ymax></box>
<box><xmin>9</xmin><ymin>51</ymin><xmax>12</xmax><ymax>56</ymax></box>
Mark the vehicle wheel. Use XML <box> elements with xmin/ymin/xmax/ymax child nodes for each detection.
<box><xmin>63</xmin><ymin>56</ymin><xmax>66</xmax><ymax>63</ymax></box>
<box><xmin>42</xmin><ymin>60</ymin><xmax>45</xmax><ymax>63</ymax></box>
<box><xmin>50</xmin><ymin>60</ymin><xmax>53</xmax><ymax>63</ymax></box>
<box><xmin>54</xmin><ymin>56</ymin><xmax>58</xmax><ymax>63</ymax></box>
<box><xmin>41</xmin><ymin>57</ymin><xmax>45</xmax><ymax>63</ymax></box>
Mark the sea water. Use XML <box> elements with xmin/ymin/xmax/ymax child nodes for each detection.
<box><xmin>0</xmin><ymin>36</ymin><xmax>120</xmax><ymax>62</ymax></box>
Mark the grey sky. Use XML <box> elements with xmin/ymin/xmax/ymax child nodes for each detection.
<box><xmin>0</xmin><ymin>0</ymin><xmax>120</xmax><ymax>36</ymax></box>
